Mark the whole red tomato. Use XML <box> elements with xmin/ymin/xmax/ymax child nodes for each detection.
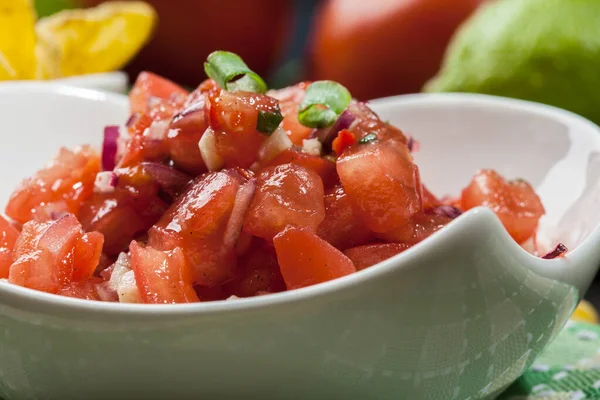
<box><xmin>307</xmin><ymin>0</ymin><xmax>484</xmax><ymax>100</ymax></box>
<box><xmin>79</xmin><ymin>0</ymin><xmax>293</xmax><ymax>87</ymax></box>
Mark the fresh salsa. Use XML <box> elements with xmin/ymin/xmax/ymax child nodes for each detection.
<box><xmin>0</xmin><ymin>51</ymin><xmax>561</xmax><ymax>304</ymax></box>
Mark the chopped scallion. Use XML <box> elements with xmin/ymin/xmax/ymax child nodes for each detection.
<box><xmin>204</xmin><ymin>51</ymin><xmax>267</xmax><ymax>93</ymax></box>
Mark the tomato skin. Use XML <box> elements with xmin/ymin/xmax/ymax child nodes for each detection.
<box><xmin>6</xmin><ymin>146</ymin><xmax>100</xmax><ymax>224</ymax></box>
<box><xmin>337</xmin><ymin>139</ymin><xmax>422</xmax><ymax>233</ymax></box>
<box><xmin>274</xmin><ymin>225</ymin><xmax>356</xmax><ymax>290</ymax></box>
<box><xmin>57</xmin><ymin>277</ymin><xmax>103</xmax><ymax>301</ymax></box>
<box><xmin>460</xmin><ymin>169</ymin><xmax>545</xmax><ymax>244</ymax></box>
<box><xmin>263</xmin><ymin>149</ymin><xmax>338</xmax><ymax>188</ymax></box>
<box><xmin>344</xmin><ymin>243</ymin><xmax>411</xmax><ymax>270</ymax></box>
<box><xmin>129</xmin><ymin>71</ymin><xmax>189</xmax><ymax>115</ymax></box>
<box><xmin>243</xmin><ymin>164</ymin><xmax>326</xmax><ymax>241</ymax></box>
<box><xmin>130</xmin><ymin>241</ymin><xmax>198</xmax><ymax>304</ymax></box>
<box><xmin>148</xmin><ymin>170</ymin><xmax>245</xmax><ymax>286</ymax></box>
<box><xmin>267</xmin><ymin>82</ymin><xmax>313</xmax><ymax>145</ymax></box>
<box><xmin>317</xmin><ymin>184</ymin><xmax>372</xmax><ymax>250</ymax></box>
<box><xmin>0</xmin><ymin>216</ymin><xmax>20</xmax><ymax>279</ymax></box>
<box><xmin>309</xmin><ymin>0</ymin><xmax>483</xmax><ymax>99</ymax></box>
<box><xmin>9</xmin><ymin>214</ymin><xmax>81</xmax><ymax>293</ymax></box>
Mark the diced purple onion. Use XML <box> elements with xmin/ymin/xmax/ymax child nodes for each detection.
<box><xmin>172</xmin><ymin>97</ymin><xmax>206</xmax><ymax>125</ymax></box>
<box><xmin>140</xmin><ymin>162</ymin><xmax>192</xmax><ymax>196</ymax></box>
<box><xmin>223</xmin><ymin>178</ymin><xmax>257</xmax><ymax>250</ymax></box>
<box><xmin>542</xmin><ymin>243</ymin><xmax>568</xmax><ymax>259</ymax></box>
<box><xmin>102</xmin><ymin>126</ymin><xmax>120</xmax><ymax>171</ymax></box>
<box><xmin>406</xmin><ymin>135</ymin><xmax>421</xmax><ymax>153</ymax></box>
<box><xmin>125</xmin><ymin>113</ymin><xmax>140</xmax><ymax>128</ymax></box>
<box><xmin>311</xmin><ymin>109</ymin><xmax>357</xmax><ymax>151</ymax></box>
<box><xmin>430</xmin><ymin>205</ymin><xmax>463</xmax><ymax>219</ymax></box>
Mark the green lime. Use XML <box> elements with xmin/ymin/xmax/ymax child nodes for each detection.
<box><xmin>426</xmin><ymin>0</ymin><xmax>600</xmax><ymax>125</ymax></box>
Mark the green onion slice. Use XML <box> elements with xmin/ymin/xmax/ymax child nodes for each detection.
<box><xmin>257</xmin><ymin>109</ymin><xmax>283</xmax><ymax>135</ymax></box>
<box><xmin>359</xmin><ymin>133</ymin><xmax>377</xmax><ymax>144</ymax></box>
<box><xmin>298</xmin><ymin>81</ymin><xmax>352</xmax><ymax>128</ymax></box>
<box><xmin>204</xmin><ymin>51</ymin><xmax>267</xmax><ymax>94</ymax></box>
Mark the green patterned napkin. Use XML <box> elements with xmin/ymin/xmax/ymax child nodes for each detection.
<box><xmin>500</xmin><ymin>321</ymin><xmax>600</xmax><ymax>399</ymax></box>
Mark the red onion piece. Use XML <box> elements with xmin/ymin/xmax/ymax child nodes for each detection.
<box><xmin>102</xmin><ymin>126</ymin><xmax>120</xmax><ymax>171</ymax></box>
<box><xmin>140</xmin><ymin>162</ymin><xmax>192</xmax><ymax>196</ymax></box>
<box><xmin>311</xmin><ymin>109</ymin><xmax>357</xmax><ymax>151</ymax></box>
<box><xmin>125</xmin><ymin>113</ymin><xmax>140</xmax><ymax>128</ymax></box>
<box><xmin>172</xmin><ymin>97</ymin><xmax>206</xmax><ymax>126</ymax></box>
<box><xmin>542</xmin><ymin>243</ymin><xmax>568</xmax><ymax>259</ymax></box>
<box><xmin>428</xmin><ymin>205</ymin><xmax>463</xmax><ymax>219</ymax></box>
<box><xmin>407</xmin><ymin>135</ymin><xmax>421</xmax><ymax>153</ymax></box>
<box><xmin>223</xmin><ymin>178</ymin><xmax>257</xmax><ymax>250</ymax></box>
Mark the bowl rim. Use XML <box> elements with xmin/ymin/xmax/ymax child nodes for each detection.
<box><xmin>1</xmin><ymin>85</ymin><xmax>599</xmax><ymax>318</ymax></box>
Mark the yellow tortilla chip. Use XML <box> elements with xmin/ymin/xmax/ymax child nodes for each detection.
<box><xmin>35</xmin><ymin>1</ymin><xmax>156</xmax><ymax>78</ymax></box>
<box><xmin>0</xmin><ymin>0</ymin><xmax>37</xmax><ymax>80</ymax></box>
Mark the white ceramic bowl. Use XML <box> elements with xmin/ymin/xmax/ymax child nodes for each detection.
<box><xmin>0</xmin><ymin>84</ymin><xmax>599</xmax><ymax>400</ymax></box>
<box><xmin>7</xmin><ymin>71</ymin><xmax>129</xmax><ymax>93</ymax></box>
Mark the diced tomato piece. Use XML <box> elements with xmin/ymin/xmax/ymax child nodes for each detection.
<box><xmin>168</xmin><ymin>96</ymin><xmax>209</xmax><ymax>175</ymax></box>
<box><xmin>422</xmin><ymin>185</ymin><xmax>442</xmax><ymax>210</ymax></box>
<box><xmin>225</xmin><ymin>239</ymin><xmax>285</xmax><ymax>297</ymax></box>
<box><xmin>9</xmin><ymin>214</ymin><xmax>81</xmax><ymax>293</ymax></box>
<box><xmin>57</xmin><ymin>277</ymin><xmax>102</xmax><ymax>301</ymax></box>
<box><xmin>460</xmin><ymin>169</ymin><xmax>545</xmax><ymax>244</ymax></box>
<box><xmin>127</xmin><ymin>113</ymin><xmax>153</xmax><ymax>137</ymax></box>
<box><xmin>129</xmin><ymin>71</ymin><xmax>189</xmax><ymax>115</ymax></box>
<box><xmin>337</xmin><ymin>139</ymin><xmax>422</xmax><ymax>233</ymax></box>
<box><xmin>185</xmin><ymin>79</ymin><xmax>222</xmax><ymax>107</ymax></box>
<box><xmin>148</xmin><ymin>94</ymin><xmax>187</xmax><ymax>122</ymax></box>
<box><xmin>0</xmin><ymin>216</ymin><xmax>19</xmax><ymax>279</ymax></box>
<box><xmin>344</xmin><ymin>243</ymin><xmax>411</xmax><ymax>271</ymax></box>
<box><xmin>118</xmin><ymin>127</ymin><xmax>170</xmax><ymax>168</ymax></box>
<box><xmin>148</xmin><ymin>171</ymin><xmax>245</xmax><ymax>286</ymax></box>
<box><xmin>72</xmin><ymin>231</ymin><xmax>104</xmax><ymax>282</ymax></box>
<box><xmin>317</xmin><ymin>184</ymin><xmax>372</xmax><ymax>250</ymax></box>
<box><xmin>268</xmin><ymin>82</ymin><xmax>313</xmax><ymax>145</ymax></box>
<box><xmin>130</xmin><ymin>241</ymin><xmax>198</xmax><ymax>304</ymax></box>
<box><xmin>263</xmin><ymin>149</ymin><xmax>338</xmax><ymax>188</ymax></box>
<box><xmin>332</xmin><ymin>129</ymin><xmax>357</xmax><ymax>156</ymax></box>
<box><xmin>6</xmin><ymin>146</ymin><xmax>100</xmax><ymax>224</ymax></box>
<box><xmin>273</xmin><ymin>226</ymin><xmax>356</xmax><ymax>289</ymax></box>
<box><xmin>244</xmin><ymin>164</ymin><xmax>325</xmax><ymax>241</ymax></box>
<box><xmin>346</xmin><ymin>102</ymin><xmax>408</xmax><ymax>144</ymax></box>
<box><xmin>379</xmin><ymin>212</ymin><xmax>452</xmax><ymax>244</ymax></box>
<box><xmin>208</xmin><ymin>91</ymin><xmax>280</xmax><ymax>168</ymax></box>
<box><xmin>79</xmin><ymin>166</ymin><xmax>168</xmax><ymax>255</ymax></box>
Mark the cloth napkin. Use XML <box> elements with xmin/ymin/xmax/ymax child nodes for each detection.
<box><xmin>500</xmin><ymin>320</ymin><xmax>600</xmax><ymax>399</ymax></box>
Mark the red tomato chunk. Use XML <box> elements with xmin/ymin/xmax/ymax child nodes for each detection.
<box><xmin>274</xmin><ymin>226</ymin><xmax>356</xmax><ymax>290</ymax></box>
<box><xmin>460</xmin><ymin>169</ymin><xmax>544</xmax><ymax>244</ymax></box>
<box><xmin>243</xmin><ymin>164</ymin><xmax>326</xmax><ymax>241</ymax></box>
